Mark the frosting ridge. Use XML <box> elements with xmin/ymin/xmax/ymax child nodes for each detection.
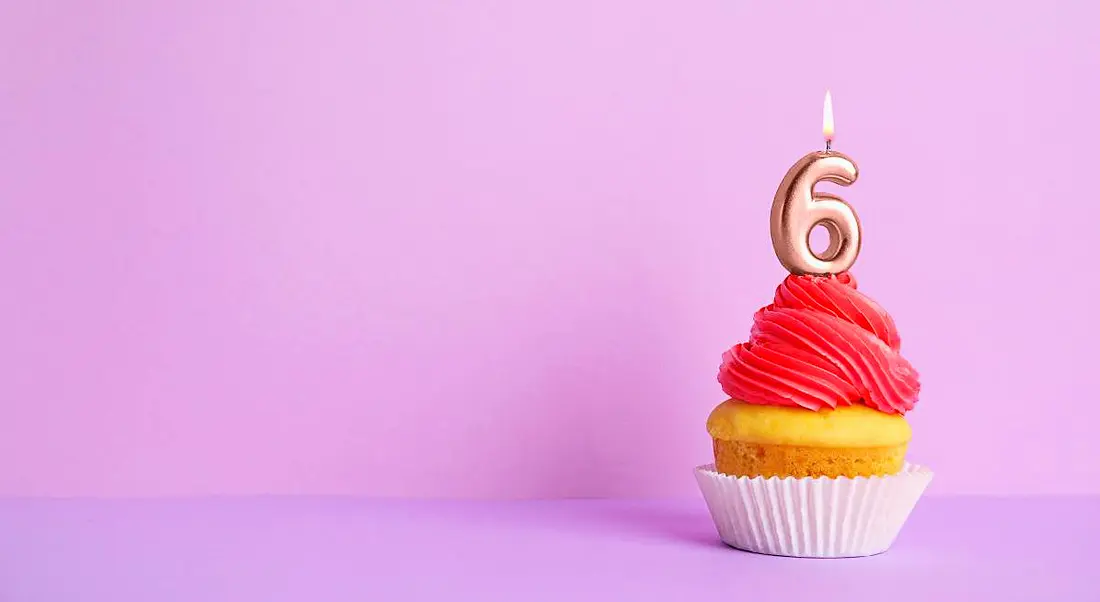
<box><xmin>718</xmin><ymin>273</ymin><xmax>919</xmax><ymax>414</ymax></box>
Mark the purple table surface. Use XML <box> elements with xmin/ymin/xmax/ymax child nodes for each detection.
<box><xmin>0</xmin><ymin>495</ymin><xmax>1095</xmax><ymax>601</ymax></box>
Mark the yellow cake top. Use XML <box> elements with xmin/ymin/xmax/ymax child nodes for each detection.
<box><xmin>706</xmin><ymin>399</ymin><xmax>911</xmax><ymax>448</ymax></box>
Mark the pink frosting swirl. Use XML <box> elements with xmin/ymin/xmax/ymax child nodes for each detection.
<box><xmin>717</xmin><ymin>273</ymin><xmax>920</xmax><ymax>414</ymax></box>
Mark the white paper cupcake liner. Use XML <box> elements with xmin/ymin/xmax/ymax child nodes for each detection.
<box><xmin>694</xmin><ymin>462</ymin><xmax>933</xmax><ymax>558</ymax></box>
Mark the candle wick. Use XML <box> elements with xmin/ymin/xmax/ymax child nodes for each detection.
<box><xmin>825</xmin><ymin>139</ymin><xmax>832</xmax><ymax>152</ymax></box>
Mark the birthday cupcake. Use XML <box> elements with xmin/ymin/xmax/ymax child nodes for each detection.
<box><xmin>710</xmin><ymin>272</ymin><xmax>916</xmax><ymax>480</ymax></box>
<box><xmin>695</xmin><ymin>95</ymin><xmax>933</xmax><ymax>558</ymax></box>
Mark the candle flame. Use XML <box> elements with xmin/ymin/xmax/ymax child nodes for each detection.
<box><xmin>823</xmin><ymin>90</ymin><xmax>834</xmax><ymax>142</ymax></box>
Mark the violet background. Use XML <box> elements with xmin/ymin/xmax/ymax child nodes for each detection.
<box><xmin>1</xmin><ymin>0</ymin><xmax>1096</xmax><ymax>498</ymax></box>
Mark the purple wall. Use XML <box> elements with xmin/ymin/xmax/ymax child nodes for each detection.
<box><xmin>1</xmin><ymin>0</ymin><xmax>1097</xmax><ymax>497</ymax></box>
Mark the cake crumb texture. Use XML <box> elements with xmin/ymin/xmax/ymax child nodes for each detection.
<box><xmin>712</xmin><ymin>438</ymin><xmax>906</xmax><ymax>478</ymax></box>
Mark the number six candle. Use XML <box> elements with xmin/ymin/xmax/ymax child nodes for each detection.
<box><xmin>770</xmin><ymin>91</ymin><xmax>861</xmax><ymax>276</ymax></box>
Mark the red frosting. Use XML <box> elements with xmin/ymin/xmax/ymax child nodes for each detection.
<box><xmin>718</xmin><ymin>273</ymin><xmax>920</xmax><ymax>414</ymax></box>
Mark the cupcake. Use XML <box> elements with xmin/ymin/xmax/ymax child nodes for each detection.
<box><xmin>710</xmin><ymin>272</ymin><xmax>916</xmax><ymax>480</ymax></box>
<box><xmin>696</xmin><ymin>272</ymin><xmax>932</xmax><ymax>558</ymax></box>
<box><xmin>695</xmin><ymin>111</ymin><xmax>932</xmax><ymax>557</ymax></box>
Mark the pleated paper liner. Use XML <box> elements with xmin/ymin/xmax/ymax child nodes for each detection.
<box><xmin>695</xmin><ymin>462</ymin><xmax>933</xmax><ymax>558</ymax></box>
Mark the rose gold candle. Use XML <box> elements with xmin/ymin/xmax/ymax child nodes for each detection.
<box><xmin>770</xmin><ymin>91</ymin><xmax>862</xmax><ymax>276</ymax></box>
